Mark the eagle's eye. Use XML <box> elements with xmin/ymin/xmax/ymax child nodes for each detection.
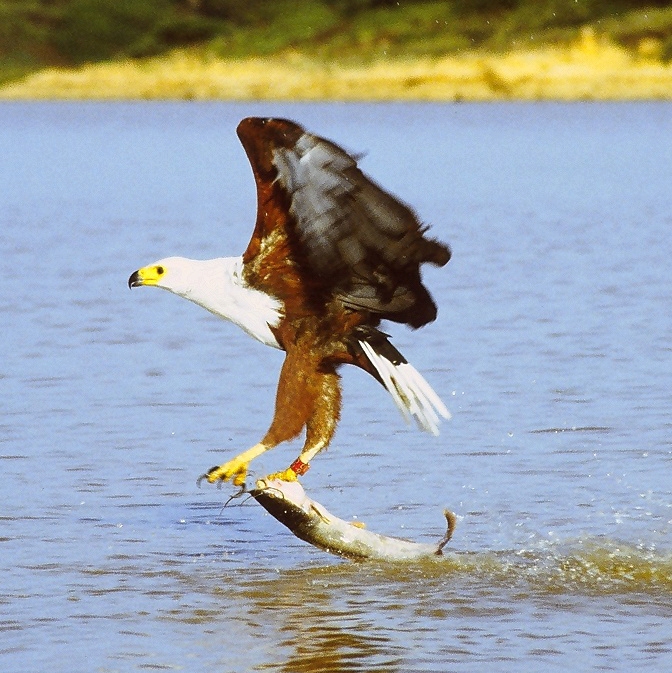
<box><xmin>156</xmin><ymin>266</ymin><xmax>165</xmax><ymax>275</ymax></box>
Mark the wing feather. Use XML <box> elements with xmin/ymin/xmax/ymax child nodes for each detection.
<box><xmin>237</xmin><ymin>117</ymin><xmax>450</xmax><ymax>327</ymax></box>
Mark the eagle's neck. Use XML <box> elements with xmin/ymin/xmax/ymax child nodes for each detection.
<box><xmin>176</xmin><ymin>256</ymin><xmax>283</xmax><ymax>349</ymax></box>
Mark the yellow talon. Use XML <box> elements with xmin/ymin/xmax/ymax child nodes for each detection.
<box><xmin>232</xmin><ymin>471</ymin><xmax>247</xmax><ymax>487</ymax></box>
<box><xmin>199</xmin><ymin>458</ymin><xmax>249</xmax><ymax>486</ymax></box>
<box><xmin>262</xmin><ymin>467</ymin><xmax>298</xmax><ymax>483</ymax></box>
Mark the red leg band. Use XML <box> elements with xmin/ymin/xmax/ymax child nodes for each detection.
<box><xmin>290</xmin><ymin>458</ymin><xmax>310</xmax><ymax>476</ymax></box>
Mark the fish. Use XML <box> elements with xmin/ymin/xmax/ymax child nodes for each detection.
<box><xmin>250</xmin><ymin>478</ymin><xmax>456</xmax><ymax>561</ymax></box>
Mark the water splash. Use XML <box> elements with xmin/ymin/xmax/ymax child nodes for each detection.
<box><xmin>416</xmin><ymin>538</ymin><xmax>672</xmax><ymax>594</ymax></box>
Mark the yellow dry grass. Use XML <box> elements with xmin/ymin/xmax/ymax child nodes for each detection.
<box><xmin>1</xmin><ymin>31</ymin><xmax>671</xmax><ymax>101</ymax></box>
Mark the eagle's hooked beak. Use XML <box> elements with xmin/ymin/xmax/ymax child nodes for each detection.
<box><xmin>128</xmin><ymin>270</ymin><xmax>142</xmax><ymax>289</ymax></box>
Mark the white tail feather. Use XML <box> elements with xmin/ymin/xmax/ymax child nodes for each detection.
<box><xmin>359</xmin><ymin>340</ymin><xmax>450</xmax><ymax>436</ymax></box>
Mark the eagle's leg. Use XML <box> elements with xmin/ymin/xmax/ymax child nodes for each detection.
<box><xmin>264</xmin><ymin>366</ymin><xmax>341</xmax><ymax>482</ymax></box>
<box><xmin>201</xmin><ymin>348</ymin><xmax>319</xmax><ymax>487</ymax></box>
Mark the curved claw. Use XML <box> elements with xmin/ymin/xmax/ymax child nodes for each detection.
<box><xmin>222</xmin><ymin>485</ymin><xmax>248</xmax><ymax>509</ymax></box>
<box><xmin>197</xmin><ymin>465</ymin><xmax>221</xmax><ymax>488</ymax></box>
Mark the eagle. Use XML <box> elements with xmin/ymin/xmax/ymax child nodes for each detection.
<box><xmin>129</xmin><ymin>117</ymin><xmax>451</xmax><ymax>488</ymax></box>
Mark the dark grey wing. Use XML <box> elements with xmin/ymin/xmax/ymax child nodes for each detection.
<box><xmin>236</xmin><ymin>117</ymin><xmax>451</xmax><ymax>327</ymax></box>
<box><xmin>272</xmin><ymin>128</ymin><xmax>450</xmax><ymax>327</ymax></box>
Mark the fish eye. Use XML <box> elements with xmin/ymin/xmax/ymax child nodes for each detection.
<box><xmin>156</xmin><ymin>266</ymin><xmax>164</xmax><ymax>275</ymax></box>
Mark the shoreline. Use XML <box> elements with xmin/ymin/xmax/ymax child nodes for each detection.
<box><xmin>2</xmin><ymin>33</ymin><xmax>671</xmax><ymax>102</ymax></box>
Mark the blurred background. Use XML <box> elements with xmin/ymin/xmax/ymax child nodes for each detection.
<box><xmin>2</xmin><ymin>1</ymin><xmax>672</xmax><ymax>91</ymax></box>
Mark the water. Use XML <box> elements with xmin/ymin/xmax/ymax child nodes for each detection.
<box><xmin>1</xmin><ymin>101</ymin><xmax>671</xmax><ymax>672</ymax></box>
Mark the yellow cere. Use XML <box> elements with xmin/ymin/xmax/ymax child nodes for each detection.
<box><xmin>138</xmin><ymin>264</ymin><xmax>166</xmax><ymax>285</ymax></box>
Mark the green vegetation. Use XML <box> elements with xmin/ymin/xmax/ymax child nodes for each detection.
<box><xmin>3</xmin><ymin>1</ymin><xmax>672</xmax><ymax>85</ymax></box>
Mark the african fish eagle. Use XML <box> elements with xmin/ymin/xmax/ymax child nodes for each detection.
<box><xmin>129</xmin><ymin>117</ymin><xmax>451</xmax><ymax>487</ymax></box>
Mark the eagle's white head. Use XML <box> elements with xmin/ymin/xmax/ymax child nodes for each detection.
<box><xmin>128</xmin><ymin>256</ymin><xmax>216</xmax><ymax>299</ymax></box>
<box><xmin>128</xmin><ymin>256</ymin><xmax>282</xmax><ymax>348</ymax></box>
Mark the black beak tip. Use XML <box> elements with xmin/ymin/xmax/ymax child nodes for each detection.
<box><xmin>128</xmin><ymin>271</ymin><xmax>140</xmax><ymax>289</ymax></box>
